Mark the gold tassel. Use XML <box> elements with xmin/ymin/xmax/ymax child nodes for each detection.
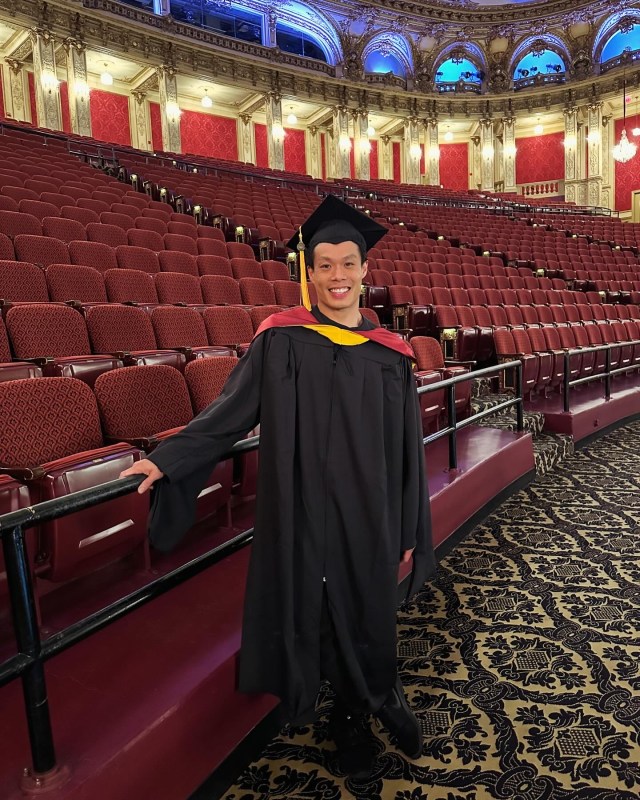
<box><xmin>297</xmin><ymin>226</ymin><xmax>312</xmax><ymax>311</ymax></box>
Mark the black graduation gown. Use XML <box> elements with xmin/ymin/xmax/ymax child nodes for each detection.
<box><xmin>147</xmin><ymin>308</ymin><xmax>434</xmax><ymax>723</ymax></box>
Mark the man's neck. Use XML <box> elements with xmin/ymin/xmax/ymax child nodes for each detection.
<box><xmin>315</xmin><ymin>302</ymin><xmax>362</xmax><ymax>329</ymax></box>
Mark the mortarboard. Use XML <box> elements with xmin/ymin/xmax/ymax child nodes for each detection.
<box><xmin>287</xmin><ymin>195</ymin><xmax>387</xmax><ymax>311</ymax></box>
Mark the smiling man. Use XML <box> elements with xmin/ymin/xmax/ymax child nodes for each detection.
<box><xmin>121</xmin><ymin>195</ymin><xmax>434</xmax><ymax>779</ymax></box>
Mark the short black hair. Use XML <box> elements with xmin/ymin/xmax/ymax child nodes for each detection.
<box><xmin>308</xmin><ymin>239</ymin><xmax>366</xmax><ymax>268</ymax></box>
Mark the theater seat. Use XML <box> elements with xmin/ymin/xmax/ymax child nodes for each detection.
<box><xmin>0</xmin><ymin>377</ymin><xmax>149</xmax><ymax>584</ymax></box>
<box><xmin>151</xmin><ymin>306</ymin><xmax>234</xmax><ymax>360</ymax></box>
<box><xmin>0</xmin><ymin>313</ymin><xmax>41</xmax><ymax>384</ymax></box>
<box><xmin>5</xmin><ymin>304</ymin><xmax>122</xmax><ymax>387</ymax></box>
<box><xmin>202</xmin><ymin>306</ymin><xmax>254</xmax><ymax>355</ymax></box>
<box><xmin>85</xmin><ymin>304</ymin><xmax>187</xmax><ymax>371</ymax></box>
<box><xmin>94</xmin><ymin>365</ymin><xmax>232</xmax><ymax>525</ymax></box>
<box><xmin>410</xmin><ymin>336</ymin><xmax>472</xmax><ymax>420</ymax></box>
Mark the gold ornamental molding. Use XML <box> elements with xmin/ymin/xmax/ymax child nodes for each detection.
<box><xmin>0</xmin><ymin>0</ymin><xmax>637</xmax><ymax>121</ymax></box>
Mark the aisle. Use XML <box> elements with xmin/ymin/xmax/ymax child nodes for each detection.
<box><xmin>219</xmin><ymin>420</ymin><xmax>640</xmax><ymax>800</ymax></box>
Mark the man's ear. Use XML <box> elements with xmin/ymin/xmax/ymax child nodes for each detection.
<box><xmin>361</xmin><ymin>259</ymin><xmax>368</xmax><ymax>279</ymax></box>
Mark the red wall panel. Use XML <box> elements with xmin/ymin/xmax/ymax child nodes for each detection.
<box><xmin>149</xmin><ymin>101</ymin><xmax>163</xmax><ymax>152</ymax></box>
<box><xmin>180</xmin><ymin>111</ymin><xmax>238</xmax><ymax>162</ymax></box>
<box><xmin>440</xmin><ymin>143</ymin><xmax>469</xmax><ymax>191</ymax></box>
<box><xmin>59</xmin><ymin>81</ymin><xmax>71</xmax><ymax>134</ymax></box>
<box><xmin>614</xmin><ymin>116</ymin><xmax>640</xmax><ymax>211</ymax></box>
<box><xmin>284</xmin><ymin>128</ymin><xmax>306</xmax><ymax>174</ymax></box>
<box><xmin>90</xmin><ymin>89</ymin><xmax>131</xmax><ymax>147</ymax></box>
<box><xmin>255</xmin><ymin>123</ymin><xmax>268</xmax><ymax>168</ymax></box>
<box><xmin>392</xmin><ymin>141</ymin><xmax>402</xmax><ymax>184</ymax></box>
<box><xmin>370</xmin><ymin>139</ymin><xmax>378</xmax><ymax>181</ymax></box>
<box><xmin>321</xmin><ymin>132</ymin><xmax>326</xmax><ymax>181</ymax></box>
<box><xmin>28</xmin><ymin>71</ymin><xmax>37</xmax><ymax>126</ymax></box>
<box><xmin>515</xmin><ymin>132</ymin><xmax>564</xmax><ymax>185</ymax></box>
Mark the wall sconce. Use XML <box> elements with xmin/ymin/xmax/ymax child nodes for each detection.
<box><xmin>367</xmin><ymin>125</ymin><xmax>376</xmax><ymax>137</ymax></box>
<box><xmin>410</xmin><ymin>143</ymin><xmax>422</xmax><ymax>159</ymax></box>
<box><xmin>201</xmin><ymin>89</ymin><xmax>212</xmax><ymax>109</ymax></box>
<box><xmin>73</xmin><ymin>79</ymin><xmax>89</xmax><ymax>100</ymax></box>
<box><xmin>41</xmin><ymin>71</ymin><xmax>59</xmax><ymax>93</ymax></box>
<box><xmin>504</xmin><ymin>143</ymin><xmax>517</xmax><ymax>157</ymax></box>
<box><xmin>271</xmin><ymin>123</ymin><xmax>285</xmax><ymax>143</ymax></box>
<box><xmin>165</xmin><ymin>102</ymin><xmax>181</xmax><ymax>123</ymax></box>
<box><xmin>482</xmin><ymin>144</ymin><xmax>494</xmax><ymax>159</ymax></box>
<box><xmin>428</xmin><ymin>145</ymin><xmax>440</xmax><ymax>159</ymax></box>
<box><xmin>338</xmin><ymin>133</ymin><xmax>352</xmax><ymax>152</ymax></box>
<box><xmin>534</xmin><ymin>123</ymin><xmax>544</xmax><ymax>136</ymax></box>
<box><xmin>444</xmin><ymin>130</ymin><xmax>453</xmax><ymax>142</ymax></box>
<box><xmin>586</xmin><ymin>130</ymin><xmax>600</xmax><ymax>144</ymax></box>
<box><xmin>360</xmin><ymin>139</ymin><xmax>371</xmax><ymax>153</ymax></box>
<box><xmin>563</xmin><ymin>135</ymin><xmax>577</xmax><ymax>149</ymax></box>
<box><xmin>100</xmin><ymin>64</ymin><xmax>113</xmax><ymax>86</ymax></box>
<box><xmin>235</xmin><ymin>225</ymin><xmax>245</xmax><ymax>243</ymax></box>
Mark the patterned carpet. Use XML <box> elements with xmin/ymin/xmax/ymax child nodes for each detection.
<box><xmin>221</xmin><ymin>420</ymin><xmax>640</xmax><ymax>800</ymax></box>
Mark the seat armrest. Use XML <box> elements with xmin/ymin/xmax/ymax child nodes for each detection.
<box><xmin>0</xmin><ymin>464</ymin><xmax>46</xmax><ymax>480</ymax></box>
<box><xmin>444</xmin><ymin>359</ymin><xmax>475</xmax><ymax>368</ymax></box>
<box><xmin>104</xmin><ymin>435</ymin><xmax>162</xmax><ymax>452</ymax></box>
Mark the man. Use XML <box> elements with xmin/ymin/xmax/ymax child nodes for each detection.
<box><xmin>121</xmin><ymin>195</ymin><xmax>435</xmax><ymax>779</ymax></box>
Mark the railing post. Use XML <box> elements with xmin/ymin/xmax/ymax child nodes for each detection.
<box><xmin>447</xmin><ymin>384</ymin><xmax>457</xmax><ymax>470</ymax></box>
<box><xmin>563</xmin><ymin>351</ymin><xmax>570</xmax><ymax>412</ymax></box>
<box><xmin>605</xmin><ymin>347</ymin><xmax>611</xmax><ymax>400</ymax></box>
<box><xmin>2</xmin><ymin>526</ymin><xmax>57</xmax><ymax>775</ymax></box>
<box><xmin>514</xmin><ymin>361</ymin><xmax>524</xmax><ymax>432</ymax></box>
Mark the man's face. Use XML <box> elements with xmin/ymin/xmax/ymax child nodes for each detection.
<box><xmin>308</xmin><ymin>241</ymin><xmax>368</xmax><ymax>314</ymax></box>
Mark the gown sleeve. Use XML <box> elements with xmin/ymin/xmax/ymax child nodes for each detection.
<box><xmin>146</xmin><ymin>333</ymin><xmax>266</xmax><ymax>551</ymax></box>
<box><xmin>400</xmin><ymin>358</ymin><xmax>436</xmax><ymax>599</ymax></box>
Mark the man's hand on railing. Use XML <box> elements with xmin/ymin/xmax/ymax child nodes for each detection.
<box><xmin>119</xmin><ymin>460</ymin><xmax>164</xmax><ymax>494</ymax></box>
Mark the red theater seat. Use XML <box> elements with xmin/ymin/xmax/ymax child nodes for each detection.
<box><xmin>0</xmin><ymin>376</ymin><xmax>148</xmax><ymax>583</ymax></box>
<box><xmin>0</xmin><ymin>260</ymin><xmax>49</xmax><ymax>305</ymax></box>
<box><xmin>94</xmin><ymin>365</ymin><xmax>232</xmax><ymax>523</ymax></box>
<box><xmin>158</xmin><ymin>250</ymin><xmax>199</xmax><ymax>276</ymax></box>
<box><xmin>202</xmin><ymin>306</ymin><xmax>253</xmax><ymax>353</ymax></box>
<box><xmin>104</xmin><ymin>269</ymin><xmax>159</xmax><ymax>306</ymax></box>
<box><xmin>200</xmin><ymin>275</ymin><xmax>243</xmax><ymax>306</ymax></box>
<box><xmin>151</xmin><ymin>306</ymin><xmax>233</xmax><ymax>360</ymax></box>
<box><xmin>69</xmin><ymin>240</ymin><xmax>118</xmax><ymax>272</ymax></box>
<box><xmin>411</xmin><ymin>336</ymin><xmax>471</xmax><ymax>419</ymax></box>
<box><xmin>85</xmin><ymin>304</ymin><xmax>187</xmax><ymax>371</ymax></box>
<box><xmin>196</xmin><ymin>255</ymin><xmax>233</xmax><ymax>277</ymax></box>
<box><xmin>45</xmin><ymin>264</ymin><xmax>108</xmax><ymax>305</ymax></box>
<box><xmin>239</xmin><ymin>277</ymin><xmax>277</xmax><ymax>306</ymax></box>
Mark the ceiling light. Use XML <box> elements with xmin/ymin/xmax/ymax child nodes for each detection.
<box><xmin>286</xmin><ymin>107</ymin><xmax>297</xmax><ymax>125</ymax></box>
<box><xmin>613</xmin><ymin>77</ymin><xmax>637</xmax><ymax>164</ymax></box>
<box><xmin>534</xmin><ymin>123</ymin><xmax>544</xmax><ymax>135</ymax></box>
<box><xmin>201</xmin><ymin>90</ymin><xmax>212</xmax><ymax>108</ymax></box>
<box><xmin>444</xmin><ymin>130</ymin><xmax>453</xmax><ymax>142</ymax></box>
<box><xmin>100</xmin><ymin>64</ymin><xmax>113</xmax><ymax>86</ymax></box>
<box><xmin>367</xmin><ymin>125</ymin><xmax>376</xmax><ymax>137</ymax></box>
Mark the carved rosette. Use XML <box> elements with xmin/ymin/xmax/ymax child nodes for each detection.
<box><xmin>265</xmin><ymin>92</ymin><xmax>285</xmax><ymax>171</ymax></box>
<box><xmin>502</xmin><ymin>115</ymin><xmax>517</xmax><ymax>192</ymax></box>
<box><xmin>31</xmin><ymin>29</ymin><xmax>62</xmax><ymax>131</ymax></box>
<box><xmin>425</xmin><ymin>117</ymin><xmax>440</xmax><ymax>186</ymax></box>
<box><xmin>64</xmin><ymin>39</ymin><xmax>92</xmax><ymax>137</ymax></box>
<box><xmin>157</xmin><ymin>65</ymin><xmax>181</xmax><ymax>153</ymax></box>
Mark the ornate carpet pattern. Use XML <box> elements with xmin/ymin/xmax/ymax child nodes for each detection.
<box><xmin>221</xmin><ymin>420</ymin><xmax>640</xmax><ymax>800</ymax></box>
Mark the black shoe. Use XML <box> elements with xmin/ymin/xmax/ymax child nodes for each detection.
<box><xmin>375</xmin><ymin>678</ymin><xmax>422</xmax><ymax>759</ymax></box>
<box><xmin>328</xmin><ymin>704</ymin><xmax>376</xmax><ymax>780</ymax></box>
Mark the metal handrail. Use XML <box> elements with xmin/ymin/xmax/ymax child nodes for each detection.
<box><xmin>562</xmin><ymin>339</ymin><xmax>640</xmax><ymax>411</ymax></box>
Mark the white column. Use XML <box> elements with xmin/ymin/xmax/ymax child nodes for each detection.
<box><xmin>3</xmin><ymin>59</ymin><xmax>29</xmax><ymax>122</ymax></box>
<box><xmin>157</xmin><ymin>65</ymin><xmax>181</xmax><ymax>153</ymax></box>
<box><xmin>563</xmin><ymin>106</ymin><xmax>579</xmax><ymax>204</ymax></box>
<box><xmin>379</xmin><ymin>135</ymin><xmax>392</xmax><ymax>180</ymax></box>
<box><xmin>238</xmin><ymin>113</ymin><xmax>255</xmax><ymax>164</ymax></box>
<box><xmin>306</xmin><ymin>125</ymin><xmax>322</xmax><ymax>179</ymax></box>
<box><xmin>30</xmin><ymin>29</ymin><xmax>62</xmax><ymax>131</ymax></box>
<box><xmin>404</xmin><ymin>117</ymin><xmax>421</xmax><ymax>185</ymax></box>
<box><xmin>587</xmin><ymin>101</ymin><xmax>603</xmax><ymax>207</ymax></box>
<box><xmin>265</xmin><ymin>92</ymin><xmax>285</xmax><ymax>171</ymax></box>
<box><xmin>600</xmin><ymin>115</ymin><xmax>613</xmax><ymax>210</ymax></box>
<box><xmin>502</xmin><ymin>115</ymin><xmax>517</xmax><ymax>193</ymax></box>
<box><xmin>425</xmin><ymin>117</ymin><xmax>440</xmax><ymax>186</ymax></box>
<box><xmin>333</xmin><ymin>106</ymin><xmax>351</xmax><ymax>179</ymax></box>
<box><xmin>64</xmin><ymin>39</ymin><xmax>91</xmax><ymax>137</ymax></box>
<box><xmin>479</xmin><ymin>118</ymin><xmax>495</xmax><ymax>191</ymax></box>
<box><xmin>130</xmin><ymin>91</ymin><xmax>152</xmax><ymax>151</ymax></box>
<box><xmin>353</xmin><ymin>110</ymin><xmax>371</xmax><ymax>181</ymax></box>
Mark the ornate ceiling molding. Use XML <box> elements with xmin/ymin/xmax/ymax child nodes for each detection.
<box><xmin>0</xmin><ymin>0</ymin><xmax>637</xmax><ymax>122</ymax></box>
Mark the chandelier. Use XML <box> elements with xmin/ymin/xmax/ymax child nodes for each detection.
<box><xmin>613</xmin><ymin>78</ymin><xmax>637</xmax><ymax>164</ymax></box>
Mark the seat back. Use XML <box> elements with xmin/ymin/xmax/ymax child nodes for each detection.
<box><xmin>202</xmin><ymin>306</ymin><xmax>253</xmax><ymax>346</ymax></box>
<box><xmin>200</xmin><ymin>275</ymin><xmax>243</xmax><ymax>305</ymax></box>
<box><xmin>6</xmin><ymin>303</ymin><xmax>92</xmax><ymax>358</ymax></box>
<box><xmin>0</xmin><ymin>260</ymin><xmax>49</xmax><ymax>302</ymax></box>
<box><xmin>46</xmin><ymin>264</ymin><xmax>107</xmax><ymax>303</ymax></box>
<box><xmin>155</xmin><ymin>272</ymin><xmax>204</xmax><ymax>305</ymax></box>
<box><xmin>86</xmin><ymin>304</ymin><xmax>158</xmax><ymax>353</ymax></box>
<box><xmin>104</xmin><ymin>269</ymin><xmax>158</xmax><ymax>304</ymax></box>
<box><xmin>94</xmin><ymin>365</ymin><xmax>193</xmax><ymax>439</ymax></box>
<box><xmin>184</xmin><ymin>357</ymin><xmax>239</xmax><ymax>414</ymax></box>
<box><xmin>151</xmin><ymin>306</ymin><xmax>209</xmax><ymax>348</ymax></box>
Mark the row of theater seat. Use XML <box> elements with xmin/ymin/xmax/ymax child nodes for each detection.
<box><xmin>495</xmin><ymin>322</ymin><xmax>640</xmax><ymax>398</ymax></box>
<box><xmin>432</xmin><ymin>303</ymin><xmax>640</xmax><ymax>365</ymax></box>
<box><xmin>0</xmin><ymin>264</ymin><xmax>305</xmax><ymax>308</ymax></box>
<box><xmin>0</xmin><ymin>359</ymin><xmax>242</xmax><ymax>595</ymax></box>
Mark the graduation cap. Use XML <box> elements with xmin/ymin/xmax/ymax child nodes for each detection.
<box><xmin>287</xmin><ymin>195</ymin><xmax>387</xmax><ymax>311</ymax></box>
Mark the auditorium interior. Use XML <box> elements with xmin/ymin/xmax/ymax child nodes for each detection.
<box><xmin>0</xmin><ymin>0</ymin><xmax>639</xmax><ymax>796</ymax></box>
